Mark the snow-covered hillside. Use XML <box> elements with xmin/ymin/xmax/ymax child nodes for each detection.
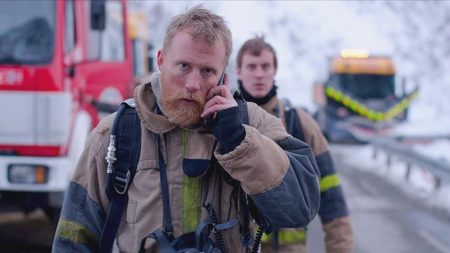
<box><xmin>129</xmin><ymin>0</ymin><xmax>450</xmax><ymax>128</ymax></box>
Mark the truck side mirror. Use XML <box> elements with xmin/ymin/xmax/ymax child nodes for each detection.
<box><xmin>313</xmin><ymin>81</ymin><xmax>326</xmax><ymax>106</ymax></box>
<box><xmin>401</xmin><ymin>77</ymin><xmax>406</xmax><ymax>97</ymax></box>
<box><xmin>91</xmin><ymin>0</ymin><xmax>106</xmax><ymax>31</ymax></box>
<box><xmin>147</xmin><ymin>43</ymin><xmax>154</xmax><ymax>73</ymax></box>
<box><xmin>147</xmin><ymin>56</ymin><xmax>154</xmax><ymax>73</ymax></box>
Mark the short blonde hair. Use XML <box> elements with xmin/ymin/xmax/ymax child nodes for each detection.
<box><xmin>163</xmin><ymin>5</ymin><xmax>232</xmax><ymax>65</ymax></box>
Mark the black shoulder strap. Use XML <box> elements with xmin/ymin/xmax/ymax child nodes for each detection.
<box><xmin>283</xmin><ymin>99</ymin><xmax>305</xmax><ymax>142</ymax></box>
<box><xmin>233</xmin><ymin>92</ymin><xmax>270</xmax><ymax>250</ymax></box>
<box><xmin>100</xmin><ymin>99</ymin><xmax>141</xmax><ymax>253</ymax></box>
<box><xmin>238</xmin><ymin>100</ymin><xmax>249</xmax><ymax>125</ymax></box>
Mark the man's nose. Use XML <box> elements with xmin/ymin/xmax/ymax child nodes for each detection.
<box><xmin>254</xmin><ymin>66</ymin><xmax>265</xmax><ymax>78</ymax></box>
<box><xmin>184</xmin><ymin>72</ymin><xmax>202</xmax><ymax>92</ymax></box>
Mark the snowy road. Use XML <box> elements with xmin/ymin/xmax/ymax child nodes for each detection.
<box><xmin>1</xmin><ymin>144</ymin><xmax>449</xmax><ymax>253</ymax></box>
<box><xmin>307</xmin><ymin>144</ymin><xmax>450</xmax><ymax>253</ymax></box>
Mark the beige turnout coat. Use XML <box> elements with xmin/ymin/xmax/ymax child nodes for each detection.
<box><xmin>260</xmin><ymin>96</ymin><xmax>353</xmax><ymax>253</ymax></box>
<box><xmin>53</xmin><ymin>75</ymin><xmax>321</xmax><ymax>253</ymax></box>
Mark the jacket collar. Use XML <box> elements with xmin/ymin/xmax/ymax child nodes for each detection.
<box><xmin>261</xmin><ymin>95</ymin><xmax>281</xmax><ymax>116</ymax></box>
<box><xmin>134</xmin><ymin>73</ymin><xmax>216</xmax><ymax>173</ymax></box>
<box><xmin>134</xmin><ymin>73</ymin><xmax>177</xmax><ymax>134</ymax></box>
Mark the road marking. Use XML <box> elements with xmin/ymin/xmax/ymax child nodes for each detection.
<box><xmin>417</xmin><ymin>230</ymin><xmax>448</xmax><ymax>253</ymax></box>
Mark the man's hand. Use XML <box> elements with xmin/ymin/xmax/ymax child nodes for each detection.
<box><xmin>201</xmin><ymin>74</ymin><xmax>238</xmax><ymax>120</ymax></box>
<box><xmin>200</xmin><ymin>74</ymin><xmax>245</xmax><ymax>153</ymax></box>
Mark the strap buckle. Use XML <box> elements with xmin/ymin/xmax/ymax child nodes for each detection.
<box><xmin>113</xmin><ymin>170</ymin><xmax>131</xmax><ymax>194</ymax></box>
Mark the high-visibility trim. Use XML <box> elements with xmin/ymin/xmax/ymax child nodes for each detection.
<box><xmin>55</xmin><ymin>219</ymin><xmax>98</xmax><ymax>246</ymax></box>
<box><xmin>262</xmin><ymin>228</ymin><xmax>306</xmax><ymax>244</ymax></box>
<box><xmin>325</xmin><ymin>86</ymin><xmax>418</xmax><ymax>122</ymax></box>
<box><xmin>181</xmin><ymin>130</ymin><xmax>201</xmax><ymax>233</ymax></box>
<box><xmin>182</xmin><ymin>130</ymin><xmax>189</xmax><ymax>155</ymax></box>
<box><xmin>320</xmin><ymin>174</ymin><xmax>341</xmax><ymax>192</ymax></box>
<box><xmin>182</xmin><ymin>175</ymin><xmax>201</xmax><ymax>233</ymax></box>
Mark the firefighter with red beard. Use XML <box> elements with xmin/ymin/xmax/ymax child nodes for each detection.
<box><xmin>53</xmin><ymin>7</ymin><xmax>321</xmax><ymax>253</ymax></box>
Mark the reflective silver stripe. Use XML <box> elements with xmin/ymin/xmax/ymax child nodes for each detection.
<box><xmin>0</xmin><ymin>91</ymin><xmax>72</xmax><ymax>145</ymax></box>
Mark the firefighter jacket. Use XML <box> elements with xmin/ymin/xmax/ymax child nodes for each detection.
<box><xmin>52</xmin><ymin>74</ymin><xmax>321</xmax><ymax>253</ymax></box>
<box><xmin>260</xmin><ymin>96</ymin><xmax>354</xmax><ymax>253</ymax></box>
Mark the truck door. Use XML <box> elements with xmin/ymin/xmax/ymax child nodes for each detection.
<box><xmin>73</xmin><ymin>0</ymin><xmax>132</xmax><ymax>126</ymax></box>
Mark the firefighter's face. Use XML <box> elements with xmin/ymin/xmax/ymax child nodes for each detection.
<box><xmin>237</xmin><ymin>49</ymin><xmax>276</xmax><ymax>99</ymax></box>
<box><xmin>157</xmin><ymin>30</ymin><xmax>226</xmax><ymax>127</ymax></box>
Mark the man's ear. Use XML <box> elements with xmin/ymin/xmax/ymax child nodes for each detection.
<box><xmin>157</xmin><ymin>49</ymin><xmax>163</xmax><ymax>70</ymax></box>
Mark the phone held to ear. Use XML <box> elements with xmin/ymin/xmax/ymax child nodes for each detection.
<box><xmin>203</xmin><ymin>72</ymin><xmax>225</xmax><ymax>128</ymax></box>
<box><xmin>217</xmin><ymin>72</ymin><xmax>225</xmax><ymax>86</ymax></box>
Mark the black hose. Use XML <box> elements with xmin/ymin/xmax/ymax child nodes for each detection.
<box><xmin>206</xmin><ymin>203</ymin><xmax>227</xmax><ymax>253</ymax></box>
<box><xmin>252</xmin><ymin>225</ymin><xmax>264</xmax><ymax>253</ymax></box>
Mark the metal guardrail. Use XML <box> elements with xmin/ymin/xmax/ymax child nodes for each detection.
<box><xmin>369</xmin><ymin>137</ymin><xmax>450</xmax><ymax>189</ymax></box>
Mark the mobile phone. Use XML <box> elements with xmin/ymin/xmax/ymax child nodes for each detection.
<box><xmin>217</xmin><ymin>72</ymin><xmax>225</xmax><ymax>86</ymax></box>
<box><xmin>203</xmin><ymin>72</ymin><xmax>225</xmax><ymax>128</ymax></box>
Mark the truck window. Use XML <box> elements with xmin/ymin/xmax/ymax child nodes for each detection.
<box><xmin>0</xmin><ymin>1</ymin><xmax>56</xmax><ymax>65</ymax></box>
<box><xmin>337</xmin><ymin>74</ymin><xmax>396</xmax><ymax>99</ymax></box>
<box><xmin>85</xmin><ymin>0</ymin><xmax>125</xmax><ymax>62</ymax></box>
<box><xmin>132</xmin><ymin>39</ymin><xmax>146</xmax><ymax>76</ymax></box>
<box><xmin>65</xmin><ymin>0</ymin><xmax>76</xmax><ymax>53</ymax></box>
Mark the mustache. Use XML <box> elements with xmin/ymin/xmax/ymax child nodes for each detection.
<box><xmin>176</xmin><ymin>92</ymin><xmax>204</xmax><ymax>104</ymax></box>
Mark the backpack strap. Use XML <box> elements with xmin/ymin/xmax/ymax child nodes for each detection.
<box><xmin>231</xmin><ymin>93</ymin><xmax>269</xmax><ymax>250</ymax></box>
<box><xmin>235</xmin><ymin>91</ymin><xmax>249</xmax><ymax>125</ymax></box>
<box><xmin>155</xmin><ymin>134</ymin><xmax>175</xmax><ymax>235</ymax></box>
<box><xmin>282</xmin><ymin>99</ymin><xmax>305</xmax><ymax>142</ymax></box>
<box><xmin>100</xmin><ymin>99</ymin><xmax>141</xmax><ymax>253</ymax></box>
<box><xmin>139</xmin><ymin>134</ymin><xmax>239</xmax><ymax>253</ymax></box>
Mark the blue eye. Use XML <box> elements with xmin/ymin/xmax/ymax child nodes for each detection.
<box><xmin>179</xmin><ymin>63</ymin><xmax>189</xmax><ymax>71</ymax></box>
<box><xmin>263</xmin><ymin>64</ymin><xmax>271</xmax><ymax>71</ymax></box>
<box><xmin>202</xmin><ymin>68</ymin><xmax>214</xmax><ymax>77</ymax></box>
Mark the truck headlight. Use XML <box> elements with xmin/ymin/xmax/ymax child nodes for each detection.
<box><xmin>336</xmin><ymin>107</ymin><xmax>349</xmax><ymax>118</ymax></box>
<box><xmin>8</xmin><ymin>164</ymin><xmax>48</xmax><ymax>184</ymax></box>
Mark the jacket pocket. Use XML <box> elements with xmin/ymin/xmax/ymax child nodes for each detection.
<box><xmin>116</xmin><ymin>159</ymin><xmax>158</xmax><ymax>252</ymax></box>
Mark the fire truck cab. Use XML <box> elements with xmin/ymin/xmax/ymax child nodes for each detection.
<box><xmin>0</xmin><ymin>0</ymin><xmax>133</xmax><ymax>222</ymax></box>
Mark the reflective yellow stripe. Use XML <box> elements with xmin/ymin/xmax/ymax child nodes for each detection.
<box><xmin>262</xmin><ymin>228</ymin><xmax>306</xmax><ymax>244</ymax></box>
<box><xmin>55</xmin><ymin>219</ymin><xmax>98</xmax><ymax>246</ymax></box>
<box><xmin>325</xmin><ymin>86</ymin><xmax>418</xmax><ymax>122</ymax></box>
<box><xmin>325</xmin><ymin>86</ymin><xmax>335</xmax><ymax>99</ymax></box>
<box><xmin>182</xmin><ymin>130</ymin><xmax>189</xmax><ymax>155</ymax></box>
<box><xmin>182</xmin><ymin>130</ymin><xmax>201</xmax><ymax>233</ymax></box>
<box><xmin>320</xmin><ymin>174</ymin><xmax>341</xmax><ymax>192</ymax></box>
<box><xmin>183</xmin><ymin>175</ymin><xmax>201</xmax><ymax>232</ymax></box>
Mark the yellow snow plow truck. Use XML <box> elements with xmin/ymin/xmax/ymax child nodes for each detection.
<box><xmin>314</xmin><ymin>49</ymin><xmax>418</xmax><ymax>142</ymax></box>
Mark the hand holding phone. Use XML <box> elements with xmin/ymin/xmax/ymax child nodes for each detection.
<box><xmin>217</xmin><ymin>72</ymin><xmax>225</xmax><ymax>86</ymax></box>
<box><xmin>201</xmin><ymin>73</ymin><xmax>245</xmax><ymax>153</ymax></box>
<box><xmin>202</xmin><ymin>73</ymin><xmax>225</xmax><ymax>127</ymax></box>
<box><xmin>201</xmin><ymin>73</ymin><xmax>237</xmax><ymax>127</ymax></box>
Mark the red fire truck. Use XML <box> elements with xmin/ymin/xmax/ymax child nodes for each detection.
<box><xmin>0</xmin><ymin>0</ymin><xmax>139</xmax><ymax>223</ymax></box>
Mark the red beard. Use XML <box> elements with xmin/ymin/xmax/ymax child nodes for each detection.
<box><xmin>161</xmin><ymin>79</ymin><xmax>206</xmax><ymax>127</ymax></box>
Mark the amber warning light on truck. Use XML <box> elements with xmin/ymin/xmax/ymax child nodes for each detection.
<box><xmin>340</xmin><ymin>49</ymin><xmax>370</xmax><ymax>58</ymax></box>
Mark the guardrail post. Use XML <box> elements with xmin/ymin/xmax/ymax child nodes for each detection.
<box><xmin>405</xmin><ymin>163</ymin><xmax>411</xmax><ymax>180</ymax></box>
<box><xmin>386</xmin><ymin>153</ymin><xmax>392</xmax><ymax>169</ymax></box>
<box><xmin>434</xmin><ymin>177</ymin><xmax>441</xmax><ymax>190</ymax></box>
<box><xmin>372</xmin><ymin>148</ymin><xmax>378</xmax><ymax>159</ymax></box>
